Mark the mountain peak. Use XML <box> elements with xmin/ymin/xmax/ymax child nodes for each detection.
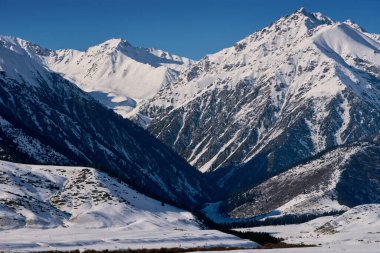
<box><xmin>287</xmin><ymin>7</ymin><xmax>334</xmax><ymax>27</ymax></box>
<box><xmin>0</xmin><ymin>35</ymin><xmax>51</xmax><ymax>58</ymax></box>
<box><xmin>86</xmin><ymin>38</ymin><xmax>132</xmax><ymax>54</ymax></box>
<box><xmin>103</xmin><ymin>38</ymin><xmax>132</xmax><ymax>48</ymax></box>
<box><xmin>230</xmin><ymin>8</ymin><xmax>335</xmax><ymax>55</ymax></box>
<box><xmin>294</xmin><ymin>7</ymin><xmax>307</xmax><ymax>15</ymax></box>
<box><xmin>0</xmin><ymin>35</ymin><xmax>18</xmax><ymax>43</ymax></box>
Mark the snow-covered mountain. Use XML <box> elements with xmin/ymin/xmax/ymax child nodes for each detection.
<box><xmin>0</xmin><ymin>35</ymin><xmax>214</xmax><ymax>208</ymax></box>
<box><xmin>45</xmin><ymin>38</ymin><xmax>192</xmax><ymax>119</ymax></box>
<box><xmin>0</xmin><ymin>160</ymin><xmax>258</xmax><ymax>252</ymax></box>
<box><xmin>139</xmin><ymin>8</ymin><xmax>380</xmax><ymax>182</ymax></box>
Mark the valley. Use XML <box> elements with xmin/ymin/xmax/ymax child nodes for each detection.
<box><xmin>0</xmin><ymin>5</ymin><xmax>379</xmax><ymax>253</ymax></box>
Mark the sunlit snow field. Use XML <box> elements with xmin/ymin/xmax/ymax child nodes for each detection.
<box><xmin>0</xmin><ymin>228</ymin><xmax>258</xmax><ymax>252</ymax></box>
<box><xmin>209</xmin><ymin>205</ymin><xmax>380</xmax><ymax>253</ymax></box>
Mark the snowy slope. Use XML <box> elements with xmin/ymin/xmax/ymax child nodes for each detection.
<box><xmin>140</xmin><ymin>8</ymin><xmax>380</xmax><ymax>175</ymax></box>
<box><xmin>0</xmin><ymin>160</ymin><xmax>258</xmax><ymax>252</ymax></box>
<box><xmin>0</xmin><ymin>35</ymin><xmax>215</xmax><ymax>208</ymax></box>
<box><xmin>0</xmin><ymin>36</ymin><xmax>51</xmax><ymax>87</ymax></box>
<box><xmin>344</xmin><ymin>19</ymin><xmax>380</xmax><ymax>43</ymax></box>
<box><xmin>0</xmin><ymin>160</ymin><xmax>199</xmax><ymax>230</ymax></box>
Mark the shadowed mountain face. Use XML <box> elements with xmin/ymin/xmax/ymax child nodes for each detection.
<box><xmin>335</xmin><ymin>141</ymin><xmax>380</xmax><ymax>207</ymax></box>
<box><xmin>219</xmin><ymin>137</ymin><xmax>380</xmax><ymax>219</ymax></box>
<box><xmin>0</xmin><ymin>36</ymin><xmax>215</xmax><ymax>209</ymax></box>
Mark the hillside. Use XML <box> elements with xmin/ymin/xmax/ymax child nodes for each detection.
<box><xmin>0</xmin><ymin>160</ymin><xmax>258</xmax><ymax>252</ymax></box>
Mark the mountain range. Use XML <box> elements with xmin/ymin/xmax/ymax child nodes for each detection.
<box><xmin>0</xmin><ymin>7</ymin><xmax>379</xmax><ymax>225</ymax></box>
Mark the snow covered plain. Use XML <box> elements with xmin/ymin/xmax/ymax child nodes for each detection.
<box><xmin>208</xmin><ymin>204</ymin><xmax>380</xmax><ymax>253</ymax></box>
<box><xmin>193</xmin><ymin>248</ymin><xmax>378</xmax><ymax>253</ymax></box>
<box><xmin>0</xmin><ymin>228</ymin><xmax>257</xmax><ymax>252</ymax></box>
<box><xmin>0</xmin><ymin>160</ymin><xmax>257</xmax><ymax>252</ymax></box>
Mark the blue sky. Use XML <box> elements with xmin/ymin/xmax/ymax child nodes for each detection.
<box><xmin>1</xmin><ymin>0</ymin><xmax>379</xmax><ymax>59</ymax></box>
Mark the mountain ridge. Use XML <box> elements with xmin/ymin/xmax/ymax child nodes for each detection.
<box><xmin>0</xmin><ymin>35</ymin><xmax>194</xmax><ymax>120</ymax></box>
